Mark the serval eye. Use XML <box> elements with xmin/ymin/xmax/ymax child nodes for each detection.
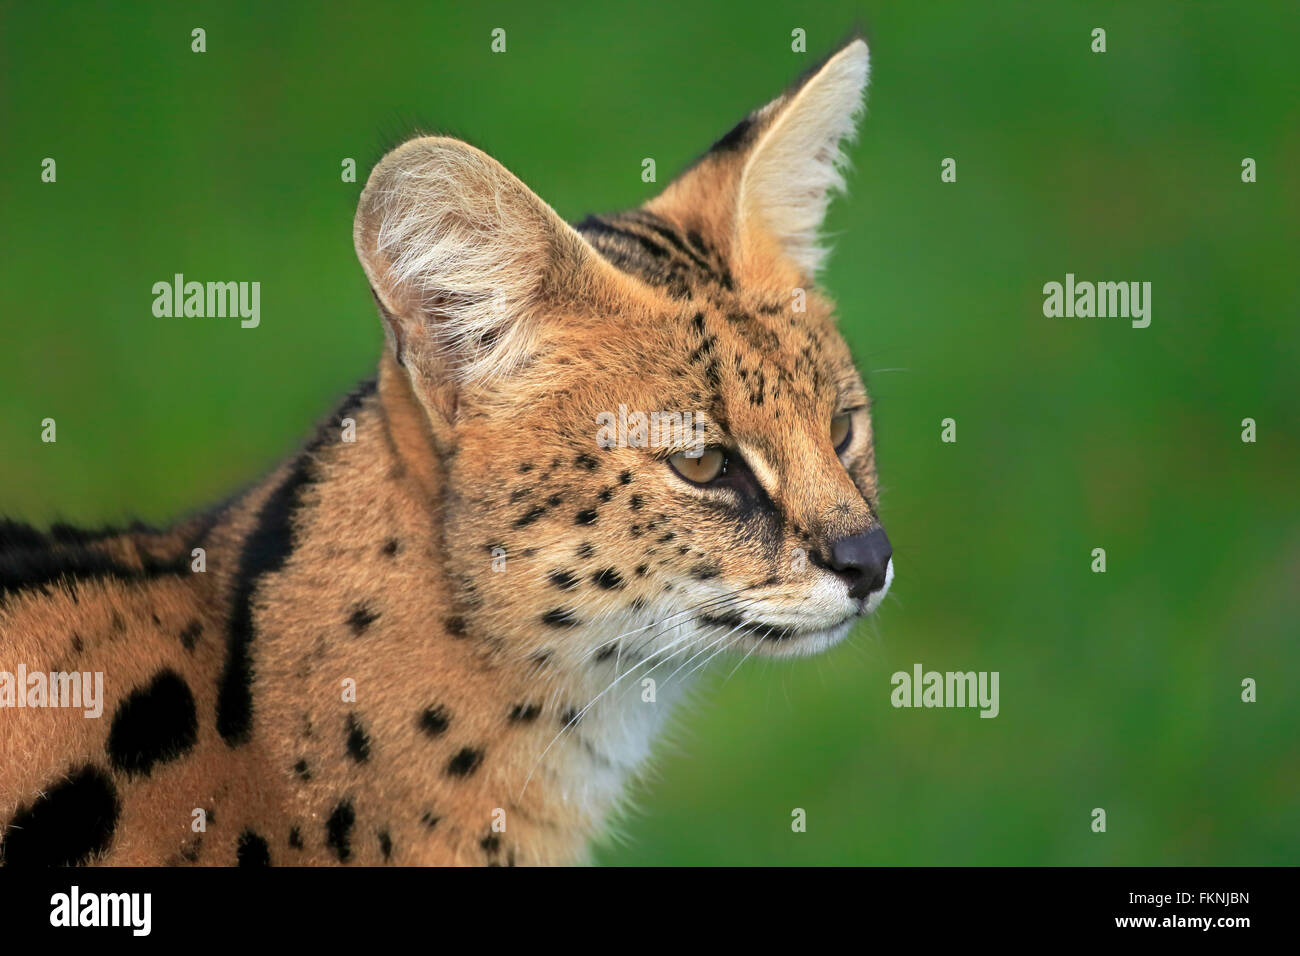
<box><xmin>668</xmin><ymin>448</ymin><xmax>726</xmax><ymax>485</ymax></box>
<box><xmin>831</xmin><ymin>413</ymin><xmax>853</xmax><ymax>452</ymax></box>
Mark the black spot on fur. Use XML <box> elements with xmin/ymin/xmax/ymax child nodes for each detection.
<box><xmin>347</xmin><ymin>603</ymin><xmax>379</xmax><ymax>635</ymax></box>
<box><xmin>629</xmin><ymin>494</ymin><xmax>644</xmax><ymax>510</ymax></box>
<box><xmin>618</xmin><ymin>471</ymin><xmax>633</xmax><ymax>485</ymax></box>
<box><xmin>561</xmin><ymin>708</ymin><xmax>582</xmax><ymax>728</ymax></box>
<box><xmin>576</xmin><ymin>542</ymin><xmax>595</xmax><ymax>559</ymax></box>
<box><xmin>421</xmin><ymin>811</ymin><xmax>440</xmax><ymax>829</ymax></box>
<box><xmin>480</xmin><ymin>833</ymin><xmax>501</xmax><ymax>854</ymax></box>
<box><xmin>509</xmin><ymin>703</ymin><xmax>541</xmax><ymax>723</ymax></box>
<box><xmin>70</xmin><ymin>633</ymin><xmax>84</xmax><ymax>653</ymax></box>
<box><xmin>446</xmin><ymin>747</ymin><xmax>484</xmax><ymax>777</ymax></box>
<box><xmin>594</xmin><ymin>643</ymin><xmax>618</xmax><ymax>663</ymax></box>
<box><xmin>237</xmin><ymin>830</ymin><xmax>271</xmax><ymax>867</ymax></box>
<box><xmin>514</xmin><ymin>506</ymin><xmax>545</xmax><ymax>528</ymax></box>
<box><xmin>575</xmin><ymin>509</ymin><xmax>598</xmax><ymax>525</ymax></box>
<box><xmin>1</xmin><ymin>765</ymin><xmax>119</xmax><ymax>866</ymax></box>
<box><xmin>294</xmin><ymin>759</ymin><xmax>312</xmax><ymax>781</ymax></box>
<box><xmin>549</xmin><ymin>569</ymin><xmax>579</xmax><ymax>591</ymax></box>
<box><xmin>418</xmin><ymin>706</ymin><xmax>450</xmax><ymax>737</ymax></box>
<box><xmin>181</xmin><ymin>837</ymin><xmax>203</xmax><ymax>862</ymax></box>
<box><xmin>444</xmin><ymin>616</ymin><xmax>467</xmax><ymax>638</ymax></box>
<box><xmin>592</xmin><ymin>568</ymin><xmax>624</xmax><ymax>590</ymax></box>
<box><xmin>106</xmin><ymin>670</ymin><xmax>198</xmax><ymax>777</ymax></box>
<box><xmin>326</xmin><ymin>800</ymin><xmax>355</xmax><ymax>862</ymax></box>
<box><xmin>378</xmin><ymin>830</ymin><xmax>393</xmax><ymax>860</ymax></box>
<box><xmin>381</xmin><ymin>538</ymin><xmax>400</xmax><ymax>556</ymax></box>
<box><xmin>288</xmin><ymin>827</ymin><xmax>303</xmax><ymax>849</ymax></box>
<box><xmin>547</xmin><ymin>494</ymin><xmax>563</xmax><ymax>507</ymax></box>
<box><xmin>574</xmin><ymin>453</ymin><xmax>599</xmax><ymax>471</ymax></box>
<box><xmin>345</xmin><ymin>713</ymin><xmax>371</xmax><ymax>762</ymax></box>
<box><xmin>635</xmin><ymin>564</ymin><xmax>649</xmax><ymax>576</ymax></box>
<box><xmin>178</xmin><ymin>619</ymin><xmax>202</xmax><ymax>650</ymax></box>
<box><xmin>541</xmin><ymin>608</ymin><xmax>579</xmax><ymax>628</ymax></box>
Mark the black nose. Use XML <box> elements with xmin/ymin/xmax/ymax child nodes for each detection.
<box><xmin>824</xmin><ymin>526</ymin><xmax>892</xmax><ymax>600</ymax></box>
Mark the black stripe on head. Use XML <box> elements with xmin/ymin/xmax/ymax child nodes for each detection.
<box><xmin>626</xmin><ymin>210</ymin><xmax>729</xmax><ymax>284</ymax></box>
<box><xmin>577</xmin><ymin>216</ymin><xmax>672</xmax><ymax>262</ymax></box>
<box><xmin>578</xmin><ymin>214</ymin><xmax>733</xmax><ymax>292</ymax></box>
<box><xmin>575</xmin><ymin>217</ymin><xmax>695</xmax><ymax>300</ymax></box>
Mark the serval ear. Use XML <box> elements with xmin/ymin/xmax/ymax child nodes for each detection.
<box><xmin>354</xmin><ymin>137</ymin><xmax>631</xmax><ymax>424</ymax></box>
<box><xmin>644</xmin><ymin>37</ymin><xmax>870</xmax><ymax>285</ymax></box>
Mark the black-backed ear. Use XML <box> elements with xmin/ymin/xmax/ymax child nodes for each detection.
<box><xmin>354</xmin><ymin>137</ymin><xmax>622</xmax><ymax>422</ymax></box>
<box><xmin>644</xmin><ymin>38</ymin><xmax>870</xmax><ymax>284</ymax></box>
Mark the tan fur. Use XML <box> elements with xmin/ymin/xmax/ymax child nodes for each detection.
<box><xmin>0</xmin><ymin>39</ymin><xmax>885</xmax><ymax>866</ymax></box>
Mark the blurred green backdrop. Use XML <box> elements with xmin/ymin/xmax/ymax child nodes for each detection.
<box><xmin>2</xmin><ymin>1</ymin><xmax>1297</xmax><ymax>864</ymax></box>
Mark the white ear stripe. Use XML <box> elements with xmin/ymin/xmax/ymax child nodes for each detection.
<box><xmin>738</xmin><ymin>39</ymin><xmax>870</xmax><ymax>275</ymax></box>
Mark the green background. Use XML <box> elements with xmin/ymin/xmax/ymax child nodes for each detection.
<box><xmin>2</xmin><ymin>1</ymin><xmax>1296</xmax><ymax>865</ymax></box>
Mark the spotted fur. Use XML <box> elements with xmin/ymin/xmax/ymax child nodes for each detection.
<box><xmin>0</xmin><ymin>39</ymin><xmax>889</xmax><ymax>866</ymax></box>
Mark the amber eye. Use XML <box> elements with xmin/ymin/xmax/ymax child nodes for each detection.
<box><xmin>830</xmin><ymin>412</ymin><xmax>853</xmax><ymax>452</ymax></box>
<box><xmin>668</xmin><ymin>448</ymin><xmax>727</xmax><ymax>484</ymax></box>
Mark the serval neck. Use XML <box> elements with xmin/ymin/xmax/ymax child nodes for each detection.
<box><xmin>215</xmin><ymin>360</ymin><xmax>693</xmax><ymax>863</ymax></box>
